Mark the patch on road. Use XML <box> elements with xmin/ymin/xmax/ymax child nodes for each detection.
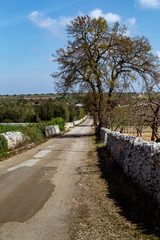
<box><xmin>0</xmin><ymin>166</ymin><xmax>56</xmax><ymax>223</ymax></box>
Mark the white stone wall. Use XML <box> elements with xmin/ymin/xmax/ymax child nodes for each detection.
<box><xmin>1</xmin><ymin>131</ymin><xmax>25</xmax><ymax>150</ymax></box>
<box><xmin>65</xmin><ymin>115</ymin><xmax>87</xmax><ymax>130</ymax></box>
<box><xmin>45</xmin><ymin>125</ymin><xmax>60</xmax><ymax>137</ymax></box>
<box><xmin>73</xmin><ymin>115</ymin><xmax>88</xmax><ymax>126</ymax></box>
<box><xmin>100</xmin><ymin>127</ymin><xmax>160</xmax><ymax>204</ymax></box>
<box><xmin>0</xmin><ymin>123</ymin><xmax>28</xmax><ymax>126</ymax></box>
<box><xmin>65</xmin><ymin>122</ymin><xmax>74</xmax><ymax>130</ymax></box>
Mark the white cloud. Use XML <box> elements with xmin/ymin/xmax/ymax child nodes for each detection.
<box><xmin>28</xmin><ymin>10</ymin><xmax>138</xmax><ymax>39</ymax></box>
<box><xmin>124</xmin><ymin>17</ymin><xmax>137</xmax><ymax>36</ymax></box>
<box><xmin>28</xmin><ymin>11</ymin><xmax>73</xmax><ymax>36</ymax></box>
<box><xmin>59</xmin><ymin>16</ymin><xmax>73</xmax><ymax>26</ymax></box>
<box><xmin>156</xmin><ymin>51</ymin><xmax>160</xmax><ymax>58</ymax></box>
<box><xmin>89</xmin><ymin>9</ymin><xmax>121</xmax><ymax>22</ymax></box>
<box><xmin>126</xmin><ymin>18</ymin><xmax>136</xmax><ymax>25</ymax></box>
<box><xmin>89</xmin><ymin>9</ymin><xmax>103</xmax><ymax>19</ymax></box>
<box><xmin>106</xmin><ymin>13</ymin><xmax>121</xmax><ymax>22</ymax></box>
<box><xmin>139</xmin><ymin>0</ymin><xmax>160</xmax><ymax>9</ymax></box>
<box><xmin>28</xmin><ymin>11</ymin><xmax>55</xmax><ymax>29</ymax></box>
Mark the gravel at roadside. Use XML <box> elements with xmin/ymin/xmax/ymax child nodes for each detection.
<box><xmin>69</xmin><ymin>139</ymin><xmax>159</xmax><ymax>240</ymax></box>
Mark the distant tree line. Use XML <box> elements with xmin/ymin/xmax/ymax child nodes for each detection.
<box><xmin>0</xmin><ymin>99</ymin><xmax>85</xmax><ymax>123</ymax></box>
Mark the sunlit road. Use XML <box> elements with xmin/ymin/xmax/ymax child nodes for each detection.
<box><xmin>0</xmin><ymin>118</ymin><xmax>93</xmax><ymax>240</ymax></box>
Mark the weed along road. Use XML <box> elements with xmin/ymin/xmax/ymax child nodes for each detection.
<box><xmin>0</xmin><ymin>118</ymin><xmax>93</xmax><ymax>240</ymax></box>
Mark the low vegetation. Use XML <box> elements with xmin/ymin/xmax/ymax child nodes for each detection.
<box><xmin>0</xmin><ymin>135</ymin><xmax>9</xmax><ymax>161</ymax></box>
<box><xmin>24</xmin><ymin>124</ymin><xmax>46</xmax><ymax>144</ymax></box>
<box><xmin>0</xmin><ymin>135</ymin><xmax>8</xmax><ymax>153</ymax></box>
<box><xmin>47</xmin><ymin>117</ymin><xmax>65</xmax><ymax>131</ymax></box>
<box><xmin>0</xmin><ymin>125</ymin><xmax>25</xmax><ymax>134</ymax></box>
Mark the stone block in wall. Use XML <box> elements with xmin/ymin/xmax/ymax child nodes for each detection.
<box><xmin>46</xmin><ymin>125</ymin><xmax>60</xmax><ymax>137</ymax></box>
<box><xmin>1</xmin><ymin>131</ymin><xmax>25</xmax><ymax>150</ymax></box>
<box><xmin>65</xmin><ymin>115</ymin><xmax>87</xmax><ymax>129</ymax></box>
<box><xmin>73</xmin><ymin>120</ymin><xmax>80</xmax><ymax>126</ymax></box>
<box><xmin>65</xmin><ymin>122</ymin><xmax>74</xmax><ymax>130</ymax></box>
<box><xmin>100</xmin><ymin>128</ymin><xmax>108</xmax><ymax>144</ymax></box>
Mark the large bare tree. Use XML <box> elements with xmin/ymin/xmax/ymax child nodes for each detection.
<box><xmin>52</xmin><ymin>15</ymin><xmax>159</xmax><ymax>130</ymax></box>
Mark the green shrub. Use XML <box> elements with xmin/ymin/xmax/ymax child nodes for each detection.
<box><xmin>36</xmin><ymin>123</ymin><xmax>46</xmax><ymax>136</ymax></box>
<box><xmin>0</xmin><ymin>135</ymin><xmax>8</xmax><ymax>153</ymax></box>
<box><xmin>38</xmin><ymin>100</ymin><xmax>69</xmax><ymax>122</ymax></box>
<box><xmin>80</xmin><ymin>108</ymin><xmax>85</xmax><ymax>119</ymax></box>
<box><xmin>24</xmin><ymin>124</ymin><xmax>46</xmax><ymax>143</ymax></box>
<box><xmin>47</xmin><ymin>117</ymin><xmax>65</xmax><ymax>131</ymax></box>
<box><xmin>68</xmin><ymin>105</ymin><xmax>85</xmax><ymax>121</ymax></box>
<box><xmin>68</xmin><ymin>105</ymin><xmax>77</xmax><ymax>121</ymax></box>
<box><xmin>54</xmin><ymin>103</ymin><xmax>69</xmax><ymax>122</ymax></box>
<box><xmin>0</xmin><ymin>103</ymin><xmax>36</xmax><ymax>123</ymax></box>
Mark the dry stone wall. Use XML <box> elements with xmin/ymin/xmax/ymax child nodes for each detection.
<box><xmin>2</xmin><ymin>132</ymin><xmax>25</xmax><ymax>150</ymax></box>
<box><xmin>0</xmin><ymin>123</ymin><xmax>28</xmax><ymax>126</ymax></box>
<box><xmin>45</xmin><ymin>125</ymin><xmax>60</xmax><ymax>137</ymax></box>
<box><xmin>100</xmin><ymin>127</ymin><xmax>160</xmax><ymax>204</ymax></box>
<box><xmin>65</xmin><ymin>122</ymin><xmax>74</xmax><ymax>129</ymax></box>
<box><xmin>65</xmin><ymin>115</ymin><xmax>88</xmax><ymax>130</ymax></box>
<box><xmin>73</xmin><ymin>115</ymin><xmax>88</xmax><ymax>126</ymax></box>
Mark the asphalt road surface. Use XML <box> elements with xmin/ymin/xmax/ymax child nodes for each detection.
<box><xmin>0</xmin><ymin>118</ymin><xmax>93</xmax><ymax>240</ymax></box>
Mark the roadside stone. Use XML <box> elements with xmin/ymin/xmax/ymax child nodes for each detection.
<box><xmin>45</xmin><ymin>125</ymin><xmax>60</xmax><ymax>137</ymax></box>
<box><xmin>1</xmin><ymin>131</ymin><xmax>25</xmax><ymax>150</ymax></box>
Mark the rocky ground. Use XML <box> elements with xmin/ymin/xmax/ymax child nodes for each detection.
<box><xmin>69</xmin><ymin>138</ymin><xmax>160</xmax><ymax>240</ymax></box>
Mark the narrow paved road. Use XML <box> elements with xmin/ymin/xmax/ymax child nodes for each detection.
<box><xmin>0</xmin><ymin>118</ymin><xmax>93</xmax><ymax>240</ymax></box>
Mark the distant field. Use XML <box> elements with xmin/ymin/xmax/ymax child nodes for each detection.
<box><xmin>0</xmin><ymin>125</ymin><xmax>25</xmax><ymax>134</ymax></box>
<box><xmin>116</xmin><ymin>126</ymin><xmax>156</xmax><ymax>141</ymax></box>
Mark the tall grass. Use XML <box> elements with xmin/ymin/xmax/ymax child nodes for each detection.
<box><xmin>0</xmin><ymin>125</ymin><xmax>25</xmax><ymax>134</ymax></box>
<box><xmin>24</xmin><ymin>124</ymin><xmax>46</xmax><ymax>143</ymax></box>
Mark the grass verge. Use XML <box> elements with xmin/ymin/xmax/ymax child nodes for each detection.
<box><xmin>0</xmin><ymin>125</ymin><xmax>25</xmax><ymax>133</ymax></box>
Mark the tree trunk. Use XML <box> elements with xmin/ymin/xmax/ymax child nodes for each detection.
<box><xmin>151</xmin><ymin>106</ymin><xmax>160</xmax><ymax>142</ymax></box>
<box><xmin>97</xmin><ymin>93</ymin><xmax>104</xmax><ymax>132</ymax></box>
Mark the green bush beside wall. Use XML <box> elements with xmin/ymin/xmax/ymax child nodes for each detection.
<box><xmin>47</xmin><ymin>117</ymin><xmax>65</xmax><ymax>131</ymax></box>
<box><xmin>0</xmin><ymin>135</ymin><xmax>8</xmax><ymax>153</ymax></box>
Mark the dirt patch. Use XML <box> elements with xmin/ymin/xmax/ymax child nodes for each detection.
<box><xmin>127</xmin><ymin>132</ymin><xmax>152</xmax><ymax>141</ymax></box>
<box><xmin>118</xmin><ymin>126</ymin><xmax>158</xmax><ymax>141</ymax></box>
<box><xmin>69</xmin><ymin>139</ymin><xmax>160</xmax><ymax>239</ymax></box>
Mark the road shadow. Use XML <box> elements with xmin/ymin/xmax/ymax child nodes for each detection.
<box><xmin>97</xmin><ymin>144</ymin><xmax>160</xmax><ymax>238</ymax></box>
<box><xmin>76</xmin><ymin>124</ymin><xmax>93</xmax><ymax>127</ymax></box>
<box><xmin>60</xmin><ymin>133</ymin><xmax>94</xmax><ymax>138</ymax></box>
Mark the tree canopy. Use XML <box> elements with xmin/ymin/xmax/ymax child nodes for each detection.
<box><xmin>52</xmin><ymin>15</ymin><xmax>160</xmax><ymax>128</ymax></box>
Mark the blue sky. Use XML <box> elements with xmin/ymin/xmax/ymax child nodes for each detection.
<box><xmin>0</xmin><ymin>0</ymin><xmax>160</xmax><ymax>95</ymax></box>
